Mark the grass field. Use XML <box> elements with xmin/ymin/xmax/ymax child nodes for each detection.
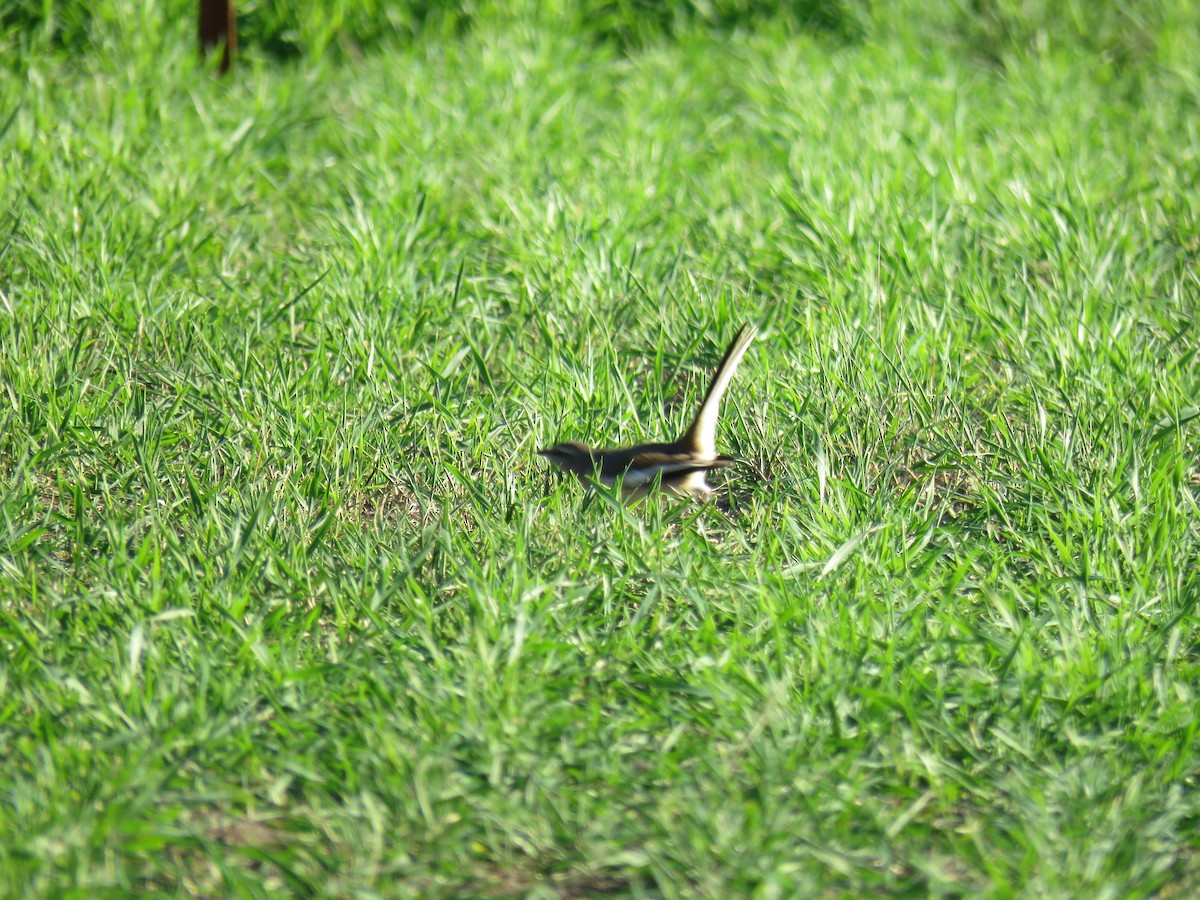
<box><xmin>2</xmin><ymin>0</ymin><xmax>1199</xmax><ymax>895</ymax></box>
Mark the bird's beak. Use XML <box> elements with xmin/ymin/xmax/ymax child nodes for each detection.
<box><xmin>536</xmin><ymin>448</ymin><xmax>550</xmax><ymax>457</ymax></box>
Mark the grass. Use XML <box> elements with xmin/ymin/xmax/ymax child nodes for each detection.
<box><xmin>1</xmin><ymin>0</ymin><xmax>1198</xmax><ymax>895</ymax></box>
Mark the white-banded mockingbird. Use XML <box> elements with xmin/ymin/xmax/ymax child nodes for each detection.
<box><xmin>538</xmin><ymin>323</ymin><xmax>758</xmax><ymax>500</ymax></box>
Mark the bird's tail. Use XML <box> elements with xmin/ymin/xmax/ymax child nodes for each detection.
<box><xmin>679</xmin><ymin>322</ymin><xmax>758</xmax><ymax>458</ymax></box>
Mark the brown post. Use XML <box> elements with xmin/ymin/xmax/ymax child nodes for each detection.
<box><xmin>199</xmin><ymin>0</ymin><xmax>236</xmax><ymax>74</ymax></box>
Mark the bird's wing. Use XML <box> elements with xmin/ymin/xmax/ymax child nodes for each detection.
<box><xmin>606</xmin><ymin>451</ymin><xmax>733</xmax><ymax>487</ymax></box>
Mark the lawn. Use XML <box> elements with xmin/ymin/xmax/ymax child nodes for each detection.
<box><xmin>1</xmin><ymin>0</ymin><xmax>1198</xmax><ymax>895</ymax></box>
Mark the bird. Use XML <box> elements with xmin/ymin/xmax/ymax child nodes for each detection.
<box><xmin>537</xmin><ymin>322</ymin><xmax>758</xmax><ymax>500</ymax></box>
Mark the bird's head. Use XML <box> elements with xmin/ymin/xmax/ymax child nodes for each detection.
<box><xmin>536</xmin><ymin>441</ymin><xmax>595</xmax><ymax>474</ymax></box>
